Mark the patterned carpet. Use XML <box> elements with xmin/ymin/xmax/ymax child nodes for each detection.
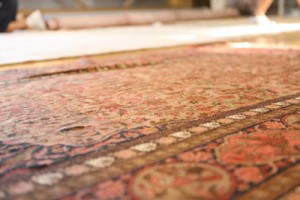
<box><xmin>1</xmin><ymin>44</ymin><xmax>300</xmax><ymax>199</ymax></box>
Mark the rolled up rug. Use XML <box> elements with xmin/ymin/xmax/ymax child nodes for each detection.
<box><xmin>46</xmin><ymin>9</ymin><xmax>239</xmax><ymax>30</ymax></box>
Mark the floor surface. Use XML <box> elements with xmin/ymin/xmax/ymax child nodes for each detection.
<box><xmin>1</xmin><ymin>17</ymin><xmax>300</xmax><ymax>66</ymax></box>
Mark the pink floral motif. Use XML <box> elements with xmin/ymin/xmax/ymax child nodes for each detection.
<box><xmin>157</xmin><ymin>137</ymin><xmax>176</xmax><ymax>145</ymax></box>
<box><xmin>95</xmin><ymin>181</ymin><xmax>125</xmax><ymax>199</ymax></box>
<box><xmin>263</xmin><ymin>121</ymin><xmax>286</xmax><ymax>129</ymax></box>
<box><xmin>115</xmin><ymin>149</ymin><xmax>137</xmax><ymax>159</ymax></box>
<box><xmin>217</xmin><ymin>130</ymin><xmax>300</xmax><ymax>164</ymax></box>
<box><xmin>234</xmin><ymin>167</ymin><xmax>264</xmax><ymax>183</ymax></box>
<box><xmin>64</xmin><ymin>165</ymin><xmax>89</xmax><ymax>176</ymax></box>
<box><xmin>130</xmin><ymin>163</ymin><xmax>235</xmax><ymax>200</ymax></box>
<box><xmin>178</xmin><ymin>151</ymin><xmax>212</xmax><ymax>162</ymax></box>
<box><xmin>218</xmin><ymin>118</ymin><xmax>235</xmax><ymax>124</ymax></box>
<box><xmin>243</xmin><ymin>111</ymin><xmax>257</xmax><ymax>116</ymax></box>
<box><xmin>8</xmin><ymin>182</ymin><xmax>34</xmax><ymax>195</ymax></box>
<box><xmin>189</xmin><ymin>126</ymin><xmax>208</xmax><ymax>133</ymax></box>
<box><xmin>138</xmin><ymin>127</ymin><xmax>159</xmax><ymax>135</ymax></box>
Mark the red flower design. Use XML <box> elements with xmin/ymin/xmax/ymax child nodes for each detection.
<box><xmin>95</xmin><ymin>181</ymin><xmax>125</xmax><ymax>199</ymax></box>
<box><xmin>217</xmin><ymin>130</ymin><xmax>300</xmax><ymax>164</ymax></box>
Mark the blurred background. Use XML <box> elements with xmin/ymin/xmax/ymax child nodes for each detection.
<box><xmin>18</xmin><ymin>0</ymin><xmax>300</xmax><ymax>17</ymax></box>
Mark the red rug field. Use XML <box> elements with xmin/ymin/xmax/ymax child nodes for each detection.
<box><xmin>1</xmin><ymin>44</ymin><xmax>300</xmax><ymax>200</ymax></box>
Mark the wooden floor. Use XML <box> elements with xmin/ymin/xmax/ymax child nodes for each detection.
<box><xmin>240</xmin><ymin>30</ymin><xmax>300</xmax><ymax>47</ymax></box>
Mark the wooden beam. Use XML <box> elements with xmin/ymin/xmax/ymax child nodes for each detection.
<box><xmin>167</xmin><ymin>0</ymin><xmax>193</xmax><ymax>8</ymax></box>
<box><xmin>73</xmin><ymin>0</ymin><xmax>88</xmax><ymax>9</ymax></box>
<box><xmin>20</xmin><ymin>6</ymin><xmax>169</xmax><ymax>15</ymax></box>
<box><xmin>123</xmin><ymin>0</ymin><xmax>135</xmax><ymax>8</ymax></box>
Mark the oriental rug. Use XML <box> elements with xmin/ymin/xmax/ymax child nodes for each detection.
<box><xmin>1</xmin><ymin>45</ymin><xmax>300</xmax><ymax>200</ymax></box>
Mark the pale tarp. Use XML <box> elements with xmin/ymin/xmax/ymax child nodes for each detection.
<box><xmin>1</xmin><ymin>21</ymin><xmax>300</xmax><ymax>65</ymax></box>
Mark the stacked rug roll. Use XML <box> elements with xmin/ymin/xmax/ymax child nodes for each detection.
<box><xmin>47</xmin><ymin>8</ymin><xmax>239</xmax><ymax>30</ymax></box>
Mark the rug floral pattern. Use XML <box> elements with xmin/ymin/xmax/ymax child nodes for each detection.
<box><xmin>0</xmin><ymin>45</ymin><xmax>300</xmax><ymax>199</ymax></box>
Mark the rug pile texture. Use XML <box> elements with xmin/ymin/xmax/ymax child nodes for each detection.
<box><xmin>1</xmin><ymin>45</ymin><xmax>300</xmax><ymax>199</ymax></box>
